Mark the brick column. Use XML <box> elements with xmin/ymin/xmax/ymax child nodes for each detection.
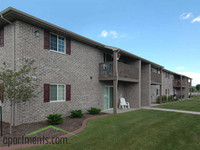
<box><xmin>160</xmin><ymin>69</ymin><xmax>163</xmax><ymax>104</ymax></box>
<box><xmin>180</xmin><ymin>76</ymin><xmax>183</xmax><ymax>101</ymax></box>
<box><xmin>190</xmin><ymin>79</ymin><xmax>192</xmax><ymax>98</ymax></box>
<box><xmin>138</xmin><ymin>60</ymin><xmax>141</xmax><ymax>108</ymax></box>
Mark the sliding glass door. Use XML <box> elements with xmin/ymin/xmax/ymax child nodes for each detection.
<box><xmin>104</xmin><ymin>86</ymin><xmax>113</xmax><ymax>110</ymax></box>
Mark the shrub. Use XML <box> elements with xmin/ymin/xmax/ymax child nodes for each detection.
<box><xmin>70</xmin><ymin>110</ymin><xmax>84</xmax><ymax>118</ymax></box>
<box><xmin>46</xmin><ymin>114</ymin><xmax>64</xmax><ymax>125</ymax></box>
<box><xmin>168</xmin><ymin>95</ymin><xmax>173</xmax><ymax>102</ymax></box>
<box><xmin>162</xmin><ymin>95</ymin><xmax>167</xmax><ymax>103</ymax></box>
<box><xmin>87</xmin><ymin>107</ymin><xmax>101</xmax><ymax>115</ymax></box>
<box><xmin>174</xmin><ymin>97</ymin><xmax>178</xmax><ymax>101</ymax></box>
<box><xmin>157</xmin><ymin>96</ymin><xmax>161</xmax><ymax>103</ymax></box>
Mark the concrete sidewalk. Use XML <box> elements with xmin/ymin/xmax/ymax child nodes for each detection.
<box><xmin>142</xmin><ymin>107</ymin><xmax>200</xmax><ymax>115</ymax></box>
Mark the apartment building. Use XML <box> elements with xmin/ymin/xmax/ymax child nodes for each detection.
<box><xmin>0</xmin><ymin>7</ymin><xmax>192</xmax><ymax>125</ymax></box>
<box><xmin>151</xmin><ymin>69</ymin><xmax>192</xmax><ymax>103</ymax></box>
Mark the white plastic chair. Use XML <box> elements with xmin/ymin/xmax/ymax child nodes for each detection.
<box><xmin>119</xmin><ymin>98</ymin><xmax>130</xmax><ymax>109</ymax></box>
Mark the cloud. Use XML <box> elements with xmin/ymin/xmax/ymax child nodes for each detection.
<box><xmin>100</xmin><ymin>30</ymin><xmax>108</xmax><ymax>38</ymax></box>
<box><xmin>100</xmin><ymin>30</ymin><xmax>118</xmax><ymax>39</ymax></box>
<box><xmin>176</xmin><ymin>66</ymin><xmax>185</xmax><ymax>70</ymax></box>
<box><xmin>180</xmin><ymin>12</ymin><xmax>193</xmax><ymax>20</ymax></box>
<box><xmin>178</xmin><ymin>72</ymin><xmax>200</xmax><ymax>86</ymax></box>
<box><xmin>100</xmin><ymin>30</ymin><xmax>130</xmax><ymax>39</ymax></box>
<box><xmin>191</xmin><ymin>16</ymin><xmax>200</xmax><ymax>23</ymax></box>
<box><xmin>109</xmin><ymin>30</ymin><xmax>118</xmax><ymax>39</ymax></box>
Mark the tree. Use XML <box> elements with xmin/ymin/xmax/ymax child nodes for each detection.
<box><xmin>0</xmin><ymin>59</ymin><xmax>40</xmax><ymax>134</ymax></box>
<box><xmin>192</xmin><ymin>87</ymin><xmax>196</xmax><ymax>92</ymax></box>
<box><xmin>196</xmin><ymin>84</ymin><xmax>200</xmax><ymax>92</ymax></box>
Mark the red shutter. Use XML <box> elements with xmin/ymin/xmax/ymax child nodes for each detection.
<box><xmin>66</xmin><ymin>38</ymin><xmax>71</xmax><ymax>55</ymax></box>
<box><xmin>66</xmin><ymin>85</ymin><xmax>71</xmax><ymax>101</ymax></box>
<box><xmin>0</xmin><ymin>28</ymin><xmax>4</xmax><ymax>47</ymax></box>
<box><xmin>44</xmin><ymin>31</ymin><xmax>50</xmax><ymax>50</ymax></box>
<box><xmin>44</xmin><ymin>84</ymin><xmax>50</xmax><ymax>102</ymax></box>
<box><xmin>0</xmin><ymin>84</ymin><xmax>4</xmax><ymax>103</ymax></box>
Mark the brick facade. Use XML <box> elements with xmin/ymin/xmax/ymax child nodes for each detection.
<box><xmin>0</xmin><ymin>8</ymin><xmax>191</xmax><ymax>125</ymax></box>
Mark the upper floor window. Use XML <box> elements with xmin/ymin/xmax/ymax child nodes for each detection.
<box><xmin>157</xmin><ymin>69</ymin><xmax>161</xmax><ymax>74</ymax></box>
<box><xmin>165</xmin><ymin>72</ymin><xmax>169</xmax><ymax>79</ymax></box>
<box><xmin>50</xmin><ymin>33</ymin><xmax>65</xmax><ymax>53</ymax></box>
<box><xmin>104</xmin><ymin>53</ymin><xmax>112</xmax><ymax>63</ymax></box>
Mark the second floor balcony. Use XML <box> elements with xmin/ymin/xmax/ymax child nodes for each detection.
<box><xmin>99</xmin><ymin>62</ymin><xmax>139</xmax><ymax>82</ymax></box>
<box><xmin>151</xmin><ymin>72</ymin><xmax>161</xmax><ymax>84</ymax></box>
<box><xmin>173</xmin><ymin>79</ymin><xmax>186</xmax><ymax>87</ymax></box>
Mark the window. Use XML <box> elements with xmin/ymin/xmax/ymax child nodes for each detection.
<box><xmin>104</xmin><ymin>53</ymin><xmax>112</xmax><ymax>63</ymax></box>
<box><xmin>165</xmin><ymin>89</ymin><xmax>170</xmax><ymax>95</ymax></box>
<box><xmin>156</xmin><ymin>89</ymin><xmax>160</xmax><ymax>96</ymax></box>
<box><xmin>174</xmin><ymin>89</ymin><xmax>176</xmax><ymax>95</ymax></box>
<box><xmin>50</xmin><ymin>33</ymin><xmax>65</xmax><ymax>53</ymax></box>
<box><xmin>157</xmin><ymin>69</ymin><xmax>161</xmax><ymax>74</ymax></box>
<box><xmin>165</xmin><ymin>72</ymin><xmax>169</xmax><ymax>78</ymax></box>
<box><xmin>50</xmin><ymin>84</ymin><xmax>65</xmax><ymax>102</ymax></box>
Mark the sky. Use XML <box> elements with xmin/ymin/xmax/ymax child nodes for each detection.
<box><xmin>0</xmin><ymin>0</ymin><xmax>199</xmax><ymax>86</ymax></box>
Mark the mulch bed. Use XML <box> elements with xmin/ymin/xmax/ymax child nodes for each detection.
<box><xmin>0</xmin><ymin>113</ymin><xmax>107</xmax><ymax>147</ymax></box>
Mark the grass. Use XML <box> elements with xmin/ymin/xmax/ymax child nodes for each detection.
<box><xmin>24</xmin><ymin>109</ymin><xmax>200</xmax><ymax>150</ymax></box>
<box><xmin>155</xmin><ymin>98</ymin><xmax>200</xmax><ymax>112</ymax></box>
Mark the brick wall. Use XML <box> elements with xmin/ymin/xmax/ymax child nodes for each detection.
<box><xmin>3</xmin><ymin>21</ymin><xmax>107</xmax><ymax>125</ymax></box>
<box><xmin>0</xmin><ymin>23</ymin><xmax>15</xmax><ymax>124</ymax></box>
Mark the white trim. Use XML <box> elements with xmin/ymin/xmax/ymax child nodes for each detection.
<box><xmin>50</xmin><ymin>33</ymin><xmax>66</xmax><ymax>54</ymax></box>
<box><xmin>50</xmin><ymin>84</ymin><xmax>66</xmax><ymax>102</ymax></box>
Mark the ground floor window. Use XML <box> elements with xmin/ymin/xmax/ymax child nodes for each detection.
<box><xmin>165</xmin><ymin>89</ymin><xmax>170</xmax><ymax>95</ymax></box>
<box><xmin>174</xmin><ymin>89</ymin><xmax>177</xmax><ymax>95</ymax></box>
<box><xmin>50</xmin><ymin>84</ymin><xmax>65</xmax><ymax>102</ymax></box>
<box><xmin>156</xmin><ymin>89</ymin><xmax>160</xmax><ymax>96</ymax></box>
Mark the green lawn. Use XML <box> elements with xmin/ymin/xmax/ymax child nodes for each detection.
<box><xmin>24</xmin><ymin>109</ymin><xmax>200</xmax><ymax>150</ymax></box>
<box><xmin>155</xmin><ymin>99</ymin><xmax>200</xmax><ymax>112</ymax></box>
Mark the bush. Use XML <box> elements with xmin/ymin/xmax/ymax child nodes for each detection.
<box><xmin>162</xmin><ymin>95</ymin><xmax>167</xmax><ymax>103</ymax></box>
<box><xmin>174</xmin><ymin>97</ymin><xmax>178</xmax><ymax>101</ymax></box>
<box><xmin>70</xmin><ymin>110</ymin><xmax>84</xmax><ymax>118</ymax></box>
<box><xmin>46</xmin><ymin>114</ymin><xmax>64</xmax><ymax>125</ymax></box>
<box><xmin>168</xmin><ymin>95</ymin><xmax>173</xmax><ymax>102</ymax></box>
<box><xmin>157</xmin><ymin>96</ymin><xmax>161</xmax><ymax>103</ymax></box>
<box><xmin>87</xmin><ymin>107</ymin><xmax>101</xmax><ymax>115</ymax></box>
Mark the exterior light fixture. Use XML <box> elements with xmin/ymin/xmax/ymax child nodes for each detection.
<box><xmin>34</xmin><ymin>30</ymin><xmax>40</xmax><ymax>37</ymax></box>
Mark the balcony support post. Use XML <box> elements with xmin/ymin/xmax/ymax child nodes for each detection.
<box><xmin>190</xmin><ymin>79</ymin><xmax>192</xmax><ymax>99</ymax></box>
<box><xmin>160</xmin><ymin>69</ymin><xmax>163</xmax><ymax>104</ymax></box>
<box><xmin>180</xmin><ymin>76</ymin><xmax>183</xmax><ymax>101</ymax></box>
<box><xmin>113</xmin><ymin>51</ymin><xmax>118</xmax><ymax>114</ymax></box>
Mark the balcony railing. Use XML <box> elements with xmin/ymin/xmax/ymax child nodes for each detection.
<box><xmin>173</xmin><ymin>80</ymin><xmax>186</xmax><ymax>87</ymax></box>
<box><xmin>99</xmin><ymin>62</ymin><xmax>139</xmax><ymax>80</ymax></box>
<box><xmin>151</xmin><ymin>72</ymin><xmax>161</xmax><ymax>83</ymax></box>
<box><xmin>99</xmin><ymin>62</ymin><xmax>113</xmax><ymax>78</ymax></box>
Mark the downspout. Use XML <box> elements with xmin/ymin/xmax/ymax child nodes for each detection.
<box><xmin>0</xmin><ymin>15</ymin><xmax>16</xmax><ymax>127</ymax></box>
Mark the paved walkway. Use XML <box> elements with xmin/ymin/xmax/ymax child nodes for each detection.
<box><xmin>142</xmin><ymin>107</ymin><xmax>200</xmax><ymax>115</ymax></box>
<box><xmin>102</xmin><ymin>108</ymin><xmax>139</xmax><ymax>114</ymax></box>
